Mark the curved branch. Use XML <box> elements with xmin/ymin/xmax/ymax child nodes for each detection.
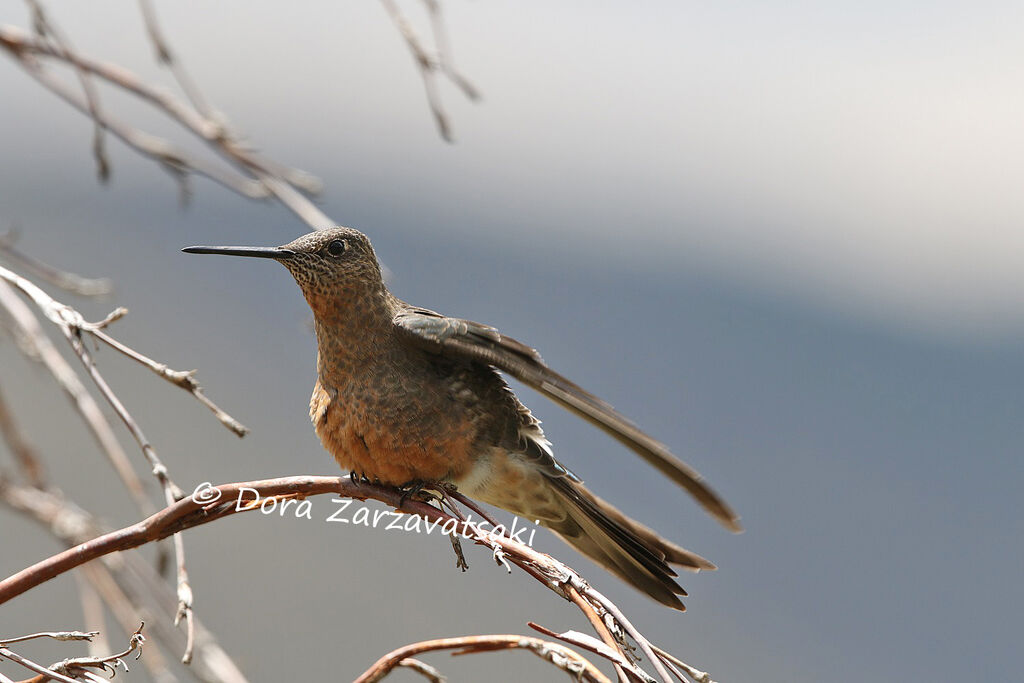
<box><xmin>353</xmin><ymin>634</ymin><xmax>612</xmax><ymax>683</ymax></box>
<box><xmin>0</xmin><ymin>477</ymin><xmax>410</xmax><ymax>604</ymax></box>
<box><xmin>0</xmin><ymin>474</ymin><xmax>713</xmax><ymax>683</ymax></box>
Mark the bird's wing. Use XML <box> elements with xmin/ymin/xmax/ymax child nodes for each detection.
<box><xmin>392</xmin><ymin>306</ymin><xmax>741</xmax><ymax>532</ymax></box>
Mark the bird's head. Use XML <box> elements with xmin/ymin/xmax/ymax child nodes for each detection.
<box><xmin>183</xmin><ymin>227</ymin><xmax>386</xmax><ymax>321</ymax></box>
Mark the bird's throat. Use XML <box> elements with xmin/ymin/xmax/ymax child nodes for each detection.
<box><xmin>309</xmin><ymin>291</ymin><xmax>395</xmax><ymax>388</ymax></box>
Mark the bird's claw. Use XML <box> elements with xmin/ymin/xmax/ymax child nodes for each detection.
<box><xmin>348</xmin><ymin>471</ymin><xmax>372</xmax><ymax>486</ymax></box>
<box><xmin>397</xmin><ymin>479</ymin><xmax>455</xmax><ymax>507</ymax></box>
<box><xmin>397</xmin><ymin>479</ymin><xmax>429</xmax><ymax>507</ymax></box>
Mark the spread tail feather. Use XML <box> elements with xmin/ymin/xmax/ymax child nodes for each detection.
<box><xmin>546</xmin><ymin>477</ymin><xmax>714</xmax><ymax>611</ymax></box>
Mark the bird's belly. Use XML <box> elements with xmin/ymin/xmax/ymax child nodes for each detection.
<box><xmin>455</xmin><ymin>447</ymin><xmax>567</xmax><ymax>523</ymax></box>
<box><xmin>310</xmin><ymin>379</ymin><xmax>479</xmax><ymax>486</ymax></box>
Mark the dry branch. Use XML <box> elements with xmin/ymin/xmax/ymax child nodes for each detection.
<box><xmin>1</xmin><ymin>476</ymin><xmax>714</xmax><ymax>683</ymax></box>
<box><xmin>137</xmin><ymin>0</ymin><xmax>213</xmax><ymax>118</ymax></box>
<box><xmin>0</xmin><ymin>383</ymin><xmax>46</xmax><ymax>488</ymax></box>
<box><xmin>354</xmin><ymin>634</ymin><xmax>612</xmax><ymax>683</ymax></box>
<box><xmin>23</xmin><ymin>0</ymin><xmax>109</xmax><ymax>181</ymax></box>
<box><xmin>0</xmin><ymin>647</ymin><xmax>81</xmax><ymax>683</ymax></box>
<box><xmin>0</xmin><ymin>477</ymin><xmax>247</xmax><ymax>682</ymax></box>
<box><xmin>0</xmin><ymin>229</ymin><xmax>112</xmax><ymax>297</ymax></box>
<box><xmin>0</xmin><ymin>263</ymin><xmax>246</xmax><ymax>438</ymax></box>
<box><xmin>0</xmin><ymin>261</ymin><xmax>251</xmax><ymax>667</ymax></box>
<box><xmin>0</xmin><ymin>279</ymin><xmax>151</xmax><ymax>514</ymax></box>
<box><xmin>0</xmin><ymin>632</ymin><xmax>99</xmax><ymax>647</ymax></box>
<box><xmin>379</xmin><ymin>0</ymin><xmax>479</xmax><ymax>142</ymax></box>
<box><xmin>0</xmin><ymin>24</ymin><xmax>328</xmax><ymax>226</ymax></box>
<box><xmin>0</xmin><ymin>624</ymin><xmax>145</xmax><ymax>683</ymax></box>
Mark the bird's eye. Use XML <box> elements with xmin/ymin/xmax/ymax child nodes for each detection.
<box><xmin>325</xmin><ymin>239</ymin><xmax>347</xmax><ymax>257</ymax></box>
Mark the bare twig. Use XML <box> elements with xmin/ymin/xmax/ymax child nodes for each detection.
<box><xmin>445</xmin><ymin>488</ymin><xmax>500</xmax><ymax>528</ymax></box>
<box><xmin>0</xmin><ymin>647</ymin><xmax>80</xmax><ymax>683</ymax></box>
<box><xmin>0</xmin><ymin>279</ymin><xmax>151</xmax><ymax>514</ymax></box>
<box><xmin>49</xmin><ymin>623</ymin><xmax>145</xmax><ymax>680</ymax></box>
<box><xmin>0</xmin><ymin>264</ymin><xmax>254</xmax><ymax>664</ymax></box>
<box><xmin>170</xmin><ymin>530</ymin><xmax>194</xmax><ymax>665</ymax></box>
<box><xmin>397</xmin><ymin>658</ymin><xmax>446</xmax><ymax>682</ymax></box>
<box><xmin>651</xmin><ymin>646</ymin><xmax>715</xmax><ymax>683</ymax></box>
<box><xmin>0</xmin><ymin>229</ymin><xmax>112</xmax><ymax>297</ymax></box>
<box><xmin>0</xmin><ymin>476</ymin><xmax>245</xmax><ymax>681</ymax></box>
<box><xmin>23</xmin><ymin>0</ymin><xmax>109</xmax><ymax>181</ymax></box>
<box><xmin>88</xmin><ymin>326</ymin><xmax>248</xmax><ymax>436</ymax></box>
<box><xmin>0</xmin><ymin>632</ymin><xmax>98</xmax><ymax>647</ymax></box>
<box><xmin>77</xmin><ymin>563</ymin><xmax>177</xmax><ymax>682</ymax></box>
<box><xmin>0</xmin><ymin>28</ymin><xmax>267</xmax><ymax>200</ymax></box>
<box><xmin>528</xmin><ymin>623</ymin><xmax>655</xmax><ymax>683</ymax></box>
<box><xmin>0</xmin><ymin>624</ymin><xmax>146</xmax><ymax>683</ymax></box>
<box><xmin>135</xmin><ymin>1</ymin><xmax>321</xmax><ymax>198</ymax></box>
<box><xmin>582</xmin><ymin>585</ymin><xmax>674</xmax><ymax>683</ymax></box>
<box><xmin>422</xmin><ymin>0</ymin><xmax>479</xmax><ymax>100</ymax></box>
<box><xmin>137</xmin><ymin>0</ymin><xmax>213</xmax><ymax>118</ymax></box>
<box><xmin>354</xmin><ymin>634</ymin><xmax>611</xmax><ymax>683</ymax></box>
<box><xmin>0</xmin><ymin>24</ymin><xmax>329</xmax><ymax>227</ymax></box>
<box><xmin>59</xmin><ymin>312</ymin><xmax>195</xmax><ymax>662</ymax></box>
<box><xmin>379</xmin><ymin>0</ymin><xmax>479</xmax><ymax>142</ymax></box>
<box><xmin>73</xmin><ymin>574</ymin><xmax>110</xmax><ymax>657</ymax></box>
<box><xmin>564</xmin><ymin>586</ymin><xmax>633</xmax><ymax>683</ymax></box>
<box><xmin>0</xmin><ymin>264</ymin><xmax>246</xmax><ymax>440</ymax></box>
<box><xmin>0</xmin><ymin>382</ymin><xmax>46</xmax><ymax>488</ymax></box>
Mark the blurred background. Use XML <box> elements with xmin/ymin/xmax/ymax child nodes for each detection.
<box><xmin>1</xmin><ymin>1</ymin><xmax>1022</xmax><ymax>681</ymax></box>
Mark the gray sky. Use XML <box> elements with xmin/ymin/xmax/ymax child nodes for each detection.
<box><xmin>1</xmin><ymin>2</ymin><xmax>1022</xmax><ymax>682</ymax></box>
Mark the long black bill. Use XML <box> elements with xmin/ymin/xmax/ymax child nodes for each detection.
<box><xmin>181</xmin><ymin>246</ymin><xmax>293</xmax><ymax>259</ymax></box>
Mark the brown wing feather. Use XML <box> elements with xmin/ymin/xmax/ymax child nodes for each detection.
<box><xmin>393</xmin><ymin>306</ymin><xmax>742</xmax><ymax>532</ymax></box>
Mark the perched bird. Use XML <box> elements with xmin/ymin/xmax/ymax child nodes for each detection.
<box><xmin>184</xmin><ymin>227</ymin><xmax>739</xmax><ymax>610</ymax></box>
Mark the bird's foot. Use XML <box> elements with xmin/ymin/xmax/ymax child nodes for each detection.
<box><xmin>397</xmin><ymin>479</ymin><xmax>433</xmax><ymax>507</ymax></box>
<box><xmin>396</xmin><ymin>480</ymin><xmax>468</xmax><ymax>571</ymax></box>
<box><xmin>397</xmin><ymin>479</ymin><xmax>458</xmax><ymax>508</ymax></box>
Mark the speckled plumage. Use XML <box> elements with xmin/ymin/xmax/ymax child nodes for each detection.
<box><xmin>184</xmin><ymin>227</ymin><xmax>740</xmax><ymax>610</ymax></box>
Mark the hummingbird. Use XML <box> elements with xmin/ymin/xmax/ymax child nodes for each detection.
<box><xmin>183</xmin><ymin>227</ymin><xmax>740</xmax><ymax>610</ymax></box>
